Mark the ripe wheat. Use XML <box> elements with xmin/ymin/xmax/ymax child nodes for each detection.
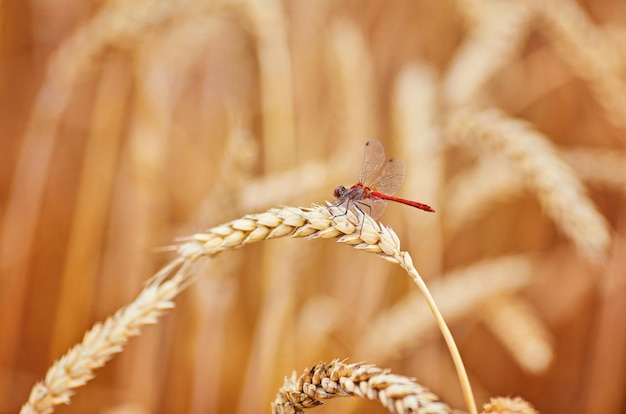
<box><xmin>21</xmin><ymin>204</ymin><xmax>476</xmax><ymax>414</ymax></box>
<box><xmin>271</xmin><ymin>359</ymin><xmax>452</xmax><ymax>414</ymax></box>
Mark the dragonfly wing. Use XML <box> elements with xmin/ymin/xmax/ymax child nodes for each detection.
<box><xmin>358</xmin><ymin>140</ymin><xmax>386</xmax><ymax>185</ymax></box>
<box><xmin>356</xmin><ymin>198</ymin><xmax>388</xmax><ymax>220</ymax></box>
<box><xmin>371</xmin><ymin>158</ymin><xmax>405</xmax><ymax>196</ymax></box>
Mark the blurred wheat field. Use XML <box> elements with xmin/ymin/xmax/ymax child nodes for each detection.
<box><xmin>1</xmin><ymin>0</ymin><xmax>626</xmax><ymax>413</ymax></box>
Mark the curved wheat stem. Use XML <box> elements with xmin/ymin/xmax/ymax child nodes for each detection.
<box><xmin>21</xmin><ymin>204</ymin><xmax>477</xmax><ymax>414</ymax></box>
<box><xmin>271</xmin><ymin>359</ymin><xmax>452</xmax><ymax>414</ymax></box>
<box><xmin>179</xmin><ymin>205</ymin><xmax>477</xmax><ymax>414</ymax></box>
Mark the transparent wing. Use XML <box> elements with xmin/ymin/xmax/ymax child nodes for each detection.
<box><xmin>366</xmin><ymin>199</ymin><xmax>388</xmax><ymax>220</ymax></box>
<box><xmin>371</xmin><ymin>158</ymin><xmax>405</xmax><ymax>196</ymax></box>
<box><xmin>358</xmin><ymin>140</ymin><xmax>386</xmax><ymax>185</ymax></box>
<box><xmin>355</xmin><ymin>198</ymin><xmax>388</xmax><ymax>220</ymax></box>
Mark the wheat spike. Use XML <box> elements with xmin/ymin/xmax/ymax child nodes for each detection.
<box><xmin>22</xmin><ymin>205</ymin><xmax>478</xmax><ymax>414</ymax></box>
<box><xmin>176</xmin><ymin>205</ymin><xmax>405</xmax><ymax>262</ymax></box>
<box><xmin>271</xmin><ymin>359</ymin><xmax>452</xmax><ymax>414</ymax></box>
<box><xmin>19</xmin><ymin>205</ymin><xmax>452</xmax><ymax>413</ymax></box>
<box><xmin>482</xmin><ymin>396</ymin><xmax>539</xmax><ymax>414</ymax></box>
<box><xmin>446</xmin><ymin>107</ymin><xmax>611</xmax><ymax>262</ymax></box>
<box><xmin>529</xmin><ymin>0</ymin><xmax>626</xmax><ymax>129</ymax></box>
<box><xmin>445</xmin><ymin>157</ymin><xmax>523</xmax><ymax>235</ymax></box>
<box><xmin>481</xmin><ymin>295</ymin><xmax>554</xmax><ymax>374</ymax></box>
<box><xmin>562</xmin><ymin>148</ymin><xmax>626</xmax><ymax>191</ymax></box>
<box><xmin>20</xmin><ymin>258</ymin><xmax>188</xmax><ymax>414</ymax></box>
<box><xmin>444</xmin><ymin>0</ymin><xmax>533</xmax><ymax>107</ymax></box>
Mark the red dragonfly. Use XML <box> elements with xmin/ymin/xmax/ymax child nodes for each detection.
<box><xmin>333</xmin><ymin>140</ymin><xmax>435</xmax><ymax>220</ymax></box>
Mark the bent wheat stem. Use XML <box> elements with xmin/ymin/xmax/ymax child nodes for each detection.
<box><xmin>178</xmin><ymin>205</ymin><xmax>477</xmax><ymax>414</ymax></box>
<box><xmin>22</xmin><ymin>205</ymin><xmax>476</xmax><ymax>414</ymax></box>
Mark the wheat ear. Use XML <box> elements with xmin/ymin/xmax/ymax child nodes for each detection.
<box><xmin>271</xmin><ymin>359</ymin><xmax>451</xmax><ymax>414</ymax></box>
<box><xmin>20</xmin><ymin>258</ymin><xmax>188</xmax><ymax>414</ymax></box>
<box><xmin>528</xmin><ymin>0</ymin><xmax>626</xmax><ymax>130</ymax></box>
<box><xmin>22</xmin><ymin>205</ymin><xmax>476</xmax><ymax>414</ymax></box>
<box><xmin>482</xmin><ymin>396</ymin><xmax>539</xmax><ymax>414</ymax></box>
<box><xmin>446</xmin><ymin>107</ymin><xmax>611</xmax><ymax>262</ymax></box>
<box><xmin>181</xmin><ymin>205</ymin><xmax>478</xmax><ymax>414</ymax></box>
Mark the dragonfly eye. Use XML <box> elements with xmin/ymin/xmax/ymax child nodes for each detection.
<box><xmin>333</xmin><ymin>185</ymin><xmax>346</xmax><ymax>198</ymax></box>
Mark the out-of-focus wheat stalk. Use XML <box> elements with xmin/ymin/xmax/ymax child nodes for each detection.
<box><xmin>393</xmin><ymin>62</ymin><xmax>443</xmax><ymax>275</ymax></box>
<box><xmin>563</xmin><ymin>148</ymin><xmax>626</xmax><ymax>191</ymax></box>
<box><xmin>446</xmin><ymin>147</ymin><xmax>626</xmax><ymax>236</ymax></box>
<box><xmin>271</xmin><ymin>359</ymin><xmax>452</xmax><ymax>414</ymax></box>
<box><xmin>49</xmin><ymin>56</ymin><xmax>130</xmax><ymax>357</ymax></box>
<box><xmin>22</xmin><ymin>205</ymin><xmax>477</xmax><ymax>414</ymax></box>
<box><xmin>580</xmin><ymin>228</ymin><xmax>626</xmax><ymax>413</ymax></box>
<box><xmin>359</xmin><ymin>255</ymin><xmax>534</xmax><ymax>360</ymax></box>
<box><xmin>0</xmin><ymin>0</ymin><xmax>207</xmax><ymax>383</ymax></box>
<box><xmin>327</xmin><ymin>19</ymin><xmax>379</xmax><ymax>145</ymax></box>
<box><xmin>481</xmin><ymin>295</ymin><xmax>554</xmax><ymax>374</ymax></box>
<box><xmin>446</xmin><ymin>107</ymin><xmax>611</xmax><ymax>262</ymax></box>
<box><xmin>244</xmin><ymin>0</ymin><xmax>296</xmax><ymax>170</ymax></box>
<box><xmin>445</xmin><ymin>157</ymin><xmax>523</xmax><ymax>235</ymax></box>
<box><xmin>236</xmin><ymin>241</ymin><xmax>310</xmax><ymax>414</ymax></box>
<box><xmin>529</xmin><ymin>0</ymin><xmax>626</xmax><ymax>130</ymax></box>
<box><xmin>444</xmin><ymin>0</ymin><xmax>533</xmax><ymax>107</ymax></box>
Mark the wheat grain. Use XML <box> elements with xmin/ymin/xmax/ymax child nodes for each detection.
<box><xmin>482</xmin><ymin>396</ymin><xmax>538</xmax><ymax>414</ymax></box>
<box><xmin>446</xmin><ymin>107</ymin><xmax>611</xmax><ymax>262</ymax></box>
<box><xmin>271</xmin><ymin>359</ymin><xmax>452</xmax><ymax>414</ymax></box>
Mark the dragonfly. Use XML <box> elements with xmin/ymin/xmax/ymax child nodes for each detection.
<box><xmin>333</xmin><ymin>140</ymin><xmax>435</xmax><ymax>220</ymax></box>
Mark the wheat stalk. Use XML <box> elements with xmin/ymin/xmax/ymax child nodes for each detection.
<box><xmin>327</xmin><ymin>19</ymin><xmax>379</xmax><ymax>145</ymax></box>
<box><xmin>481</xmin><ymin>295</ymin><xmax>554</xmax><ymax>374</ymax></box>
<box><xmin>184</xmin><ymin>205</ymin><xmax>477</xmax><ymax>414</ymax></box>
<box><xmin>22</xmin><ymin>204</ymin><xmax>477</xmax><ymax>414</ymax></box>
<box><xmin>358</xmin><ymin>254</ymin><xmax>534</xmax><ymax>360</ymax></box>
<box><xmin>562</xmin><ymin>148</ymin><xmax>626</xmax><ymax>191</ymax></box>
<box><xmin>20</xmin><ymin>258</ymin><xmax>188</xmax><ymax>414</ymax></box>
<box><xmin>446</xmin><ymin>107</ymin><xmax>611</xmax><ymax>262</ymax></box>
<box><xmin>445</xmin><ymin>156</ymin><xmax>523</xmax><ymax>235</ymax></box>
<box><xmin>271</xmin><ymin>359</ymin><xmax>452</xmax><ymax>414</ymax></box>
<box><xmin>444</xmin><ymin>0</ymin><xmax>533</xmax><ymax>107</ymax></box>
<box><xmin>528</xmin><ymin>0</ymin><xmax>626</xmax><ymax>130</ymax></box>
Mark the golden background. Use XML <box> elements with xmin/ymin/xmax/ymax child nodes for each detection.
<box><xmin>1</xmin><ymin>0</ymin><xmax>625</xmax><ymax>413</ymax></box>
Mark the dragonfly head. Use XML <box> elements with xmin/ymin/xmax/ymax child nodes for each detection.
<box><xmin>333</xmin><ymin>185</ymin><xmax>346</xmax><ymax>199</ymax></box>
